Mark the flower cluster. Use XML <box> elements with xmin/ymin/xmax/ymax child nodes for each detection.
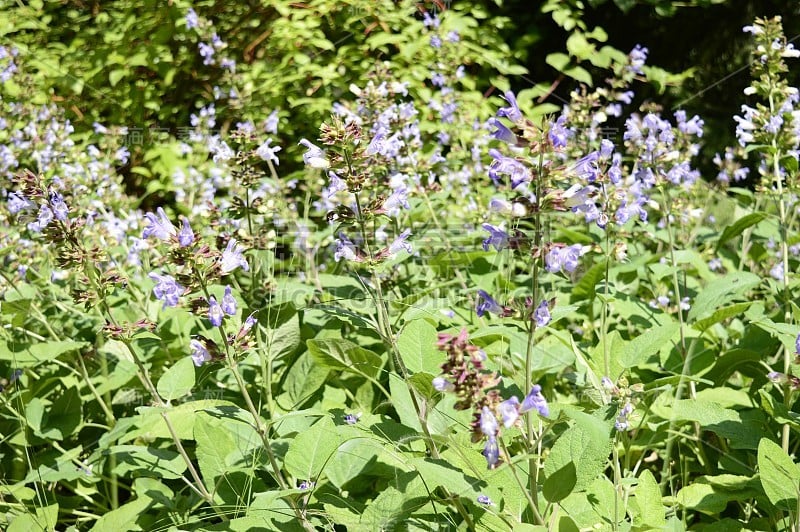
<box><xmin>433</xmin><ymin>329</ymin><xmax>549</xmax><ymax>468</ymax></box>
<box><xmin>185</xmin><ymin>8</ymin><xmax>236</xmax><ymax>73</ymax></box>
<box><xmin>302</xmin><ymin>75</ymin><xmax>425</xmax><ymax>265</ymax></box>
<box><xmin>601</xmin><ymin>376</ymin><xmax>643</xmax><ymax>432</ymax></box>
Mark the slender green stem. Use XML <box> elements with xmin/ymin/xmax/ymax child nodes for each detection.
<box><xmin>194</xmin><ymin>275</ymin><xmax>316</xmax><ymax>531</ymax></box>
<box><xmin>350</xmin><ymin>186</ymin><xmax>474</xmax><ymax>530</ymax></box>
<box><xmin>524</xmin><ymin>131</ymin><xmax>546</xmax><ymax>510</ymax></box>
<box><xmin>769</xmin><ymin>88</ymin><xmax>793</xmax><ymax>452</ymax></box>
<box><xmin>161</xmin><ymin>412</ymin><xmax>223</xmax><ymax>513</ymax></box>
<box><xmin>499</xmin><ymin>438</ymin><xmax>544</xmax><ymax>525</ymax></box>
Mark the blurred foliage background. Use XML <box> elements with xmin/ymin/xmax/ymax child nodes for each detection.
<box><xmin>2</xmin><ymin>0</ymin><xmax>799</xmax><ymax>190</ymax></box>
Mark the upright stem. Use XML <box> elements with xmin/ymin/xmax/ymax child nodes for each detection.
<box><xmin>524</xmin><ymin>134</ymin><xmax>546</xmax><ymax>512</ymax></box>
<box><xmin>351</xmin><ymin>187</ymin><xmax>474</xmax><ymax>530</ymax></box>
<box><xmin>768</xmin><ymin>87</ymin><xmax>793</xmax><ymax>452</ymax></box>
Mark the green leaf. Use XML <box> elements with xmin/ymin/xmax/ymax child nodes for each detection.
<box><xmin>544</xmin><ymin>413</ymin><xmax>612</xmax><ymax>492</ymax></box>
<box><xmin>687</xmin><ymin>272</ymin><xmax>761</xmax><ymax>323</ymax></box>
<box><xmin>0</xmin><ymin>340</ymin><xmax>88</xmax><ymax>364</ymax></box>
<box><xmin>543</xmin><ymin>461</ymin><xmax>577</xmax><ymax>502</ymax></box>
<box><xmin>194</xmin><ymin>411</ymin><xmax>262</xmax><ymax>503</ymax></box>
<box><xmin>572</xmin><ymin>258</ymin><xmax>608</xmax><ymax>300</ymax></box>
<box><xmin>307</xmin><ymin>338</ymin><xmax>384</xmax><ymax>379</ymax></box>
<box><xmin>27</xmin><ymin>386</ymin><xmax>82</xmax><ymax>440</ymax></box>
<box><xmin>618</xmin><ymin>321</ymin><xmax>679</xmax><ymax>371</ymax></box>
<box><xmin>651</xmin><ymin>397</ymin><xmax>760</xmax><ymax>449</ymax></box>
<box><xmin>313</xmin><ymin>303</ymin><xmax>377</xmax><ymax>332</ymax></box>
<box><xmin>108</xmin><ymin>68</ymin><xmax>126</xmax><ymax>86</ymax></box>
<box><xmin>283</xmin><ymin>351</ymin><xmax>330</xmax><ymax>406</ymax></box>
<box><xmin>636</xmin><ymin>469</ymin><xmax>666</xmax><ymax>528</ymax></box>
<box><xmin>397</xmin><ymin>319</ymin><xmax>441</xmax><ymax>375</ymax></box>
<box><xmin>564</xmin><ymin>65</ymin><xmax>593</xmax><ymax>86</ymax></box>
<box><xmin>156</xmin><ymin>356</ymin><xmax>195</xmax><ymax>402</ymax></box>
<box><xmin>326</xmin><ymin>437</ymin><xmax>399</xmax><ymax>489</ymax></box>
<box><xmin>545</xmin><ymin>52</ymin><xmax>570</xmax><ymax>71</ymax></box>
<box><xmin>691</xmin><ymin>302</ymin><xmax>751</xmax><ymax>332</ymax></box>
<box><xmin>716</xmin><ymin>212</ymin><xmax>768</xmax><ymax>250</ymax></box>
<box><xmin>676</xmin><ymin>483</ymin><xmax>727</xmax><ymax>514</ymax></box>
<box><xmin>758</xmin><ymin>438</ymin><xmax>800</xmax><ymax>511</ymax></box>
<box><xmin>566</xmin><ymin>32</ymin><xmax>595</xmax><ymax>59</ymax></box>
<box><xmin>411</xmin><ymin>457</ymin><xmax>481</xmax><ymax>499</ymax></box>
<box><xmin>90</xmin><ymin>496</ymin><xmax>152</xmax><ymax>531</ymax></box>
<box><xmin>103</xmin><ymin>445</ymin><xmax>187</xmax><ymax>479</ymax></box>
<box><xmin>262</xmin><ymin>306</ymin><xmax>302</xmax><ymax>359</ymax></box>
<box><xmin>284</xmin><ymin>416</ymin><xmax>343</xmax><ymax>481</ymax></box>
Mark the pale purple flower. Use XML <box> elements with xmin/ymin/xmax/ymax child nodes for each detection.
<box><xmin>198</xmin><ymin>42</ymin><xmax>215</xmax><ymax>65</ymax></box>
<box><xmin>382</xmin><ymin>186</ymin><xmax>410</xmax><ymax>215</ymax></box>
<box><xmin>299</xmin><ymin>139</ymin><xmax>328</xmax><ymax>169</ymax></box>
<box><xmin>488</xmin><ymin>149</ymin><xmax>529</xmax><ymax>188</ymax></box>
<box><xmin>423</xmin><ymin>12</ymin><xmax>440</xmax><ymax>28</ymax></box>
<box><xmin>675</xmin><ymin>110</ymin><xmax>704</xmax><ymax>137</ymax></box>
<box><xmin>220</xmin><ymin>238</ymin><xmax>249</xmax><ymax>273</ymax></box>
<box><xmin>265</xmin><ymin>110</ymin><xmax>279</xmax><ymax>134</ymax></box>
<box><xmin>482</xmin><ymin>223</ymin><xmax>509</xmax><ymax>251</ymax></box>
<box><xmin>343</xmin><ymin>413</ymin><xmax>359</xmax><ymax>425</ymax></box>
<box><xmin>211</xmin><ymin>33</ymin><xmax>225</xmax><ymax>49</ymax></box>
<box><xmin>149</xmin><ymin>272</ymin><xmax>184</xmax><ymax>309</ymax></box>
<box><xmin>115</xmin><ymin>146</ymin><xmax>130</xmax><ymax>164</ymax></box>
<box><xmin>599</xmin><ymin>139</ymin><xmax>615</xmax><ymax>159</ymax></box>
<box><xmin>190</xmin><ymin>339</ymin><xmax>212</xmax><ymax>366</ymax></box>
<box><xmin>477</xmin><ymin>495</ymin><xmax>493</xmax><ymax>506</ymax></box>
<box><xmin>548</xmin><ymin>115</ymin><xmax>569</xmax><ymax>148</ymax></box>
<box><xmin>483</xmin><ymin>436</ymin><xmax>500</xmax><ymax>468</ymax></box>
<box><xmin>185</xmin><ymin>8</ymin><xmax>199</xmax><ymax>30</ymax></box>
<box><xmin>480</xmin><ymin>406</ymin><xmax>498</xmax><ymax>437</ymax></box>
<box><xmin>520</xmin><ymin>384</ymin><xmax>549</xmax><ymax>417</ymax></box>
<box><xmin>497</xmin><ymin>91</ymin><xmax>522</xmax><ymax>122</ymax></box>
<box><xmin>221</xmin><ymin>285</ymin><xmax>237</xmax><ymax>315</ymax></box>
<box><xmin>208</xmin><ymin>296</ymin><xmax>224</xmax><ymax>326</ymax></box>
<box><xmin>27</xmin><ymin>205</ymin><xmax>53</xmax><ymax>232</ymax></box>
<box><xmin>334</xmin><ymin>234</ymin><xmax>362</xmax><ymax>263</ymax></box>
<box><xmin>476</xmin><ymin>290</ymin><xmax>504</xmax><ymax>318</ymax></box>
<box><xmin>574</xmin><ymin>152</ymin><xmax>601</xmax><ymax>182</ymax></box>
<box><xmin>178</xmin><ymin>217</ymin><xmax>194</xmax><ymax>247</ymax></box>
<box><xmin>256</xmin><ymin>138</ymin><xmax>281</xmax><ymax>164</ymax></box>
<box><xmin>366</xmin><ymin>131</ymin><xmax>386</xmax><ymax>156</ymax></box>
<box><xmin>236</xmin><ymin>313</ymin><xmax>258</xmax><ymax>340</ymax></box>
<box><xmin>545</xmin><ymin>244</ymin><xmax>584</xmax><ymax>274</ymax></box>
<box><xmin>499</xmin><ymin>396</ymin><xmax>520</xmax><ymax>427</ymax></box>
<box><xmin>432</xmin><ymin>376</ymin><xmax>454</xmax><ymax>392</ymax></box>
<box><xmin>386</xmin><ymin>229</ymin><xmax>413</xmax><ymax>256</ymax></box>
<box><xmin>324</xmin><ymin>171</ymin><xmax>348</xmax><ymax>199</ymax></box>
<box><xmin>50</xmin><ymin>192</ymin><xmax>68</xmax><ymax>221</ymax></box>
<box><xmin>771</xmin><ymin>262</ymin><xmax>784</xmax><ymax>282</ymax></box>
<box><xmin>7</xmin><ymin>191</ymin><xmax>32</xmax><ymax>214</ymax></box>
<box><xmin>628</xmin><ymin>44</ymin><xmax>648</xmax><ymax>74</ymax></box>
<box><xmin>488</xmin><ymin>117</ymin><xmax>517</xmax><ymax>144</ymax></box>
<box><xmin>143</xmin><ymin>207</ymin><xmax>176</xmax><ymax>240</ymax></box>
<box><xmin>534</xmin><ymin>300</ymin><xmax>551</xmax><ymax>327</ymax></box>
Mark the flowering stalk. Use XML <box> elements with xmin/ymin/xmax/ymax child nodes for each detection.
<box><xmin>12</xmin><ymin>172</ymin><xmax>228</xmax><ymax>515</ymax></box>
<box><xmin>191</xmin><ymin>270</ymin><xmax>316</xmax><ymax>531</ymax></box>
<box><xmin>735</xmin><ymin>17</ymin><xmax>800</xmax><ymax>452</ymax></box>
<box><xmin>524</xmin><ymin>127</ymin><xmax>546</xmax><ymax>507</ymax></box>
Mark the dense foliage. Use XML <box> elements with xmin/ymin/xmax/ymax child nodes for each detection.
<box><xmin>4</xmin><ymin>1</ymin><xmax>800</xmax><ymax>531</ymax></box>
